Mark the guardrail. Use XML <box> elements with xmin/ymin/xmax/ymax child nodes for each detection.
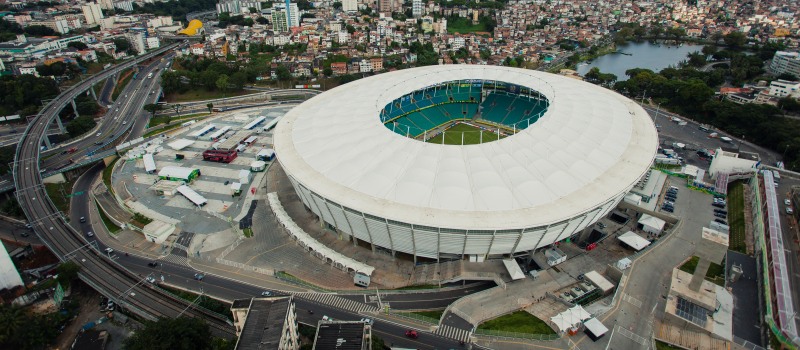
<box><xmin>473</xmin><ymin>328</ymin><xmax>560</xmax><ymax>341</ymax></box>
<box><xmin>386</xmin><ymin>310</ymin><xmax>440</xmax><ymax>325</ymax></box>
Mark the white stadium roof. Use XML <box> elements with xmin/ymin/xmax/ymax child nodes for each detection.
<box><xmin>274</xmin><ymin>65</ymin><xmax>658</xmax><ymax>230</ymax></box>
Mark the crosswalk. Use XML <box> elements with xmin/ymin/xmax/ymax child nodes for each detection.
<box><xmin>160</xmin><ymin>253</ymin><xmax>189</xmax><ymax>266</ymax></box>
<box><xmin>434</xmin><ymin>324</ymin><xmax>471</xmax><ymax>342</ymax></box>
<box><xmin>294</xmin><ymin>292</ymin><xmax>379</xmax><ymax>313</ymax></box>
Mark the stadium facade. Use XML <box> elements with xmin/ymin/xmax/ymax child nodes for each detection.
<box><xmin>273</xmin><ymin>65</ymin><xmax>658</xmax><ymax>261</ymax></box>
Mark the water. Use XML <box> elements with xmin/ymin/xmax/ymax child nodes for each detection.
<box><xmin>576</xmin><ymin>41</ymin><xmax>705</xmax><ymax>81</ymax></box>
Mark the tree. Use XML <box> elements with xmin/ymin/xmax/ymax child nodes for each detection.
<box><xmin>723</xmin><ymin>31</ymin><xmax>747</xmax><ymax>50</ymax></box>
<box><xmin>24</xmin><ymin>25</ymin><xmax>57</xmax><ymax>37</ymax></box>
<box><xmin>776</xmin><ymin>73</ymin><xmax>798</xmax><ymax>81</ymax></box>
<box><xmin>275</xmin><ymin>65</ymin><xmax>292</xmax><ymax>81</ymax></box>
<box><xmin>66</xmin><ymin>116</ymin><xmax>97</xmax><ymax>138</ymax></box>
<box><xmin>113</xmin><ymin>38</ymin><xmax>136</xmax><ymax>55</ymax></box>
<box><xmin>323</xmin><ymin>67</ymin><xmax>333</xmax><ymax>76</ymax></box>
<box><xmin>67</xmin><ymin>41</ymin><xmax>88</xmax><ymax>50</ymax></box>
<box><xmin>56</xmin><ymin>261</ymin><xmax>80</xmax><ymax>288</ymax></box>
<box><xmin>701</xmin><ymin>45</ymin><xmax>718</xmax><ymax>56</ymax></box>
<box><xmin>143</xmin><ymin>103</ymin><xmax>163</xmax><ymax>118</ymax></box>
<box><xmin>332</xmin><ymin>1</ymin><xmax>342</xmax><ymax>9</ymax></box>
<box><xmin>207</xmin><ymin>102</ymin><xmax>214</xmax><ymax>112</ymax></box>
<box><xmin>123</xmin><ymin>317</ymin><xmax>213</xmax><ymax>350</ymax></box>
<box><xmin>779</xmin><ymin>97</ymin><xmax>800</xmax><ymax>113</ymax></box>
<box><xmin>215</xmin><ymin>74</ymin><xmax>229</xmax><ymax>92</ymax></box>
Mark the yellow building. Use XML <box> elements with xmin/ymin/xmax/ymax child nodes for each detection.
<box><xmin>178</xmin><ymin>19</ymin><xmax>203</xmax><ymax>35</ymax></box>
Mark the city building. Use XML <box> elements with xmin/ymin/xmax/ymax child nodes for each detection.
<box><xmin>231</xmin><ymin>296</ymin><xmax>300</xmax><ymax>350</ymax></box>
<box><xmin>770</xmin><ymin>51</ymin><xmax>800</xmax><ymax>78</ymax></box>
<box><xmin>114</xmin><ymin>0</ymin><xmax>135</xmax><ymax>12</ymax></box>
<box><xmin>0</xmin><ymin>242</ymin><xmax>23</xmax><ymax>290</ymax></box>
<box><xmin>81</xmin><ymin>2</ymin><xmax>104</xmax><ymax>26</ymax></box>
<box><xmin>125</xmin><ymin>32</ymin><xmax>146</xmax><ymax>54</ymax></box>
<box><xmin>768</xmin><ymin>79</ymin><xmax>800</xmax><ymax>98</ymax></box>
<box><xmin>272</xmin><ymin>2</ymin><xmax>300</xmax><ymax>30</ymax></box>
<box><xmin>27</xmin><ymin>19</ymin><xmax>70</xmax><ymax>34</ymax></box>
<box><xmin>272</xmin><ymin>10</ymin><xmax>288</xmax><ymax>32</ymax></box>
<box><xmin>273</xmin><ymin>65</ymin><xmax>658</xmax><ymax>261</ymax></box>
<box><xmin>342</xmin><ymin>0</ymin><xmax>357</xmax><ymax>12</ymax></box>
<box><xmin>377</xmin><ymin>0</ymin><xmax>393</xmax><ymax>15</ymax></box>
<box><xmin>412</xmin><ymin>0</ymin><xmax>423</xmax><ymax>18</ymax></box>
<box><xmin>312</xmin><ymin>321</ymin><xmax>371</xmax><ymax>350</ymax></box>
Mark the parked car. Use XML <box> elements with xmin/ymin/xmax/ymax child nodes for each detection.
<box><xmin>662</xmin><ymin>207</ymin><xmax>674</xmax><ymax>213</ymax></box>
<box><xmin>714</xmin><ymin>209</ymin><xmax>727</xmax><ymax>215</ymax></box>
<box><xmin>712</xmin><ymin>202</ymin><xmax>726</xmax><ymax>208</ymax></box>
<box><xmin>714</xmin><ymin>218</ymin><xmax>727</xmax><ymax>224</ymax></box>
<box><xmin>787</xmin><ymin>207</ymin><xmax>794</xmax><ymax>215</ymax></box>
<box><xmin>714</xmin><ymin>212</ymin><xmax>726</xmax><ymax>218</ymax></box>
<box><xmin>785</xmin><ymin>199</ymin><xmax>791</xmax><ymax>206</ymax></box>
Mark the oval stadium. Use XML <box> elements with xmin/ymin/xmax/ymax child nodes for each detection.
<box><xmin>273</xmin><ymin>65</ymin><xmax>658</xmax><ymax>261</ymax></box>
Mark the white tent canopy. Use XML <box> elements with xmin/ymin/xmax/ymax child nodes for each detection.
<box><xmin>638</xmin><ymin>214</ymin><xmax>665</xmax><ymax>234</ymax></box>
<box><xmin>268</xmin><ymin>192</ymin><xmax>374</xmax><ymax>276</ymax></box>
<box><xmin>550</xmin><ymin>305</ymin><xmax>592</xmax><ymax>332</ymax></box>
<box><xmin>502</xmin><ymin>259</ymin><xmax>525</xmax><ymax>280</ymax></box>
<box><xmin>618</xmin><ymin>231</ymin><xmax>652</xmax><ymax>251</ymax></box>
<box><xmin>176</xmin><ymin>185</ymin><xmax>207</xmax><ymax>206</ymax></box>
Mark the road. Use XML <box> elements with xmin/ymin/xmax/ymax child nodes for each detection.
<box><xmin>42</xmin><ymin>55</ymin><xmax>174</xmax><ymax>171</ymax></box>
<box><xmin>12</xmin><ymin>43</ymin><xmax>235</xmax><ymax>336</ymax></box>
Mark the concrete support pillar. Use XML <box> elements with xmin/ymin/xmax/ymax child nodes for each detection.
<box><xmin>89</xmin><ymin>85</ymin><xmax>97</xmax><ymax>100</ymax></box>
<box><xmin>54</xmin><ymin>114</ymin><xmax>66</xmax><ymax>134</ymax></box>
<box><xmin>43</xmin><ymin>135</ymin><xmax>52</xmax><ymax>148</ymax></box>
<box><xmin>70</xmin><ymin>99</ymin><xmax>79</xmax><ymax>117</ymax></box>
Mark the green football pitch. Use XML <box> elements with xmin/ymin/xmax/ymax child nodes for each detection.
<box><xmin>425</xmin><ymin>123</ymin><xmax>505</xmax><ymax>145</ymax></box>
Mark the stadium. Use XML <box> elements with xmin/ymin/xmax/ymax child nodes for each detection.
<box><xmin>273</xmin><ymin>65</ymin><xmax>658</xmax><ymax>261</ymax></box>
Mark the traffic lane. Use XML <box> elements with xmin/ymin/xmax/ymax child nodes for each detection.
<box><xmin>44</xmin><ymin>57</ymin><xmax>168</xmax><ymax>166</ymax></box>
<box><xmin>341</xmin><ymin>282</ymin><xmax>494</xmax><ymax>310</ymax></box>
<box><xmin>0</xmin><ymin>219</ymin><xmax>39</xmax><ymax>245</ymax></box>
<box><xmin>777</xmin><ymin>179</ymin><xmax>800</xmax><ymax>333</ymax></box>
<box><xmin>294</xmin><ymin>300</ymin><xmax>459</xmax><ymax>350</ymax></box>
<box><xmin>646</xmin><ymin>106</ymin><xmax>778</xmax><ymax>164</ymax></box>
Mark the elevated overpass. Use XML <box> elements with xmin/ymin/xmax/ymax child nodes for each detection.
<box><xmin>12</xmin><ymin>43</ymin><xmax>234</xmax><ymax>335</ymax></box>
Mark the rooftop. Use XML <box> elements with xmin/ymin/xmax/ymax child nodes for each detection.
<box><xmin>313</xmin><ymin>321</ymin><xmax>368</xmax><ymax>350</ymax></box>
<box><xmin>235</xmin><ymin>296</ymin><xmax>292</xmax><ymax>350</ymax></box>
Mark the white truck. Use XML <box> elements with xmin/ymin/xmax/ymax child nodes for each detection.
<box><xmin>354</xmin><ymin>272</ymin><xmax>371</xmax><ymax>287</ymax></box>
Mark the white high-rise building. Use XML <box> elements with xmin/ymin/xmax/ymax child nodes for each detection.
<box><xmin>412</xmin><ymin>0</ymin><xmax>423</xmax><ymax>18</ymax></box>
<box><xmin>81</xmin><ymin>2</ymin><xmax>104</xmax><ymax>25</ymax></box>
<box><xmin>0</xmin><ymin>242</ymin><xmax>23</xmax><ymax>291</ymax></box>
<box><xmin>770</xmin><ymin>51</ymin><xmax>800</xmax><ymax>78</ymax></box>
<box><xmin>114</xmin><ymin>0</ymin><xmax>134</xmax><ymax>12</ymax></box>
<box><xmin>125</xmin><ymin>32</ymin><xmax>146</xmax><ymax>54</ymax></box>
<box><xmin>98</xmin><ymin>0</ymin><xmax>114</xmax><ymax>10</ymax></box>
<box><xmin>342</xmin><ymin>0</ymin><xmax>357</xmax><ymax>12</ymax></box>
<box><xmin>273</xmin><ymin>3</ymin><xmax>299</xmax><ymax>29</ymax></box>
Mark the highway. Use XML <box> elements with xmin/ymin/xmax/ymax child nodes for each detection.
<box><xmin>41</xmin><ymin>54</ymin><xmax>174</xmax><ymax>171</ymax></box>
<box><xmin>12</xmin><ymin>43</ymin><xmax>235</xmax><ymax>336</ymax></box>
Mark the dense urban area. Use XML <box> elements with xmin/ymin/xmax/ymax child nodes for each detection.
<box><xmin>0</xmin><ymin>0</ymin><xmax>797</xmax><ymax>349</ymax></box>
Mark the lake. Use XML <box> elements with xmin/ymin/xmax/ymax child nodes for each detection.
<box><xmin>576</xmin><ymin>41</ymin><xmax>706</xmax><ymax>81</ymax></box>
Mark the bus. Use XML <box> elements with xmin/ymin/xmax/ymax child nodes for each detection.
<box><xmin>773</xmin><ymin>170</ymin><xmax>781</xmax><ymax>184</ymax></box>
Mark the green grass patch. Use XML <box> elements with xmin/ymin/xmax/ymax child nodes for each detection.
<box><xmin>655</xmin><ymin>340</ymin><xmax>683</xmax><ymax>350</ymax></box>
<box><xmin>271</xmin><ymin>95</ymin><xmax>306</xmax><ymax>101</ymax></box>
<box><xmin>164</xmin><ymin>89</ymin><xmax>253</xmax><ymax>103</ymax></box>
<box><xmin>727</xmin><ymin>180</ymin><xmax>747</xmax><ymax>254</ymax></box>
<box><xmin>148</xmin><ymin>112</ymin><xmax>209</xmax><ymax>127</ymax></box>
<box><xmin>447</xmin><ymin>17</ymin><xmax>488</xmax><ymax>34</ymax></box>
<box><xmin>130</xmin><ymin>212</ymin><xmax>153</xmax><ymax>229</ymax></box>
<box><xmin>411</xmin><ymin>310</ymin><xmax>444</xmax><ymax>320</ymax></box>
<box><xmin>679</xmin><ymin>256</ymin><xmax>699</xmax><ymax>274</ymax></box>
<box><xmin>95</xmin><ymin>200</ymin><xmax>121</xmax><ymax>234</ymax></box>
<box><xmin>426</xmin><ymin>123</ymin><xmax>503</xmax><ymax>145</ymax></box>
<box><xmin>144</xmin><ymin>123</ymin><xmax>182</xmax><ymax>138</ymax></box>
<box><xmin>159</xmin><ymin>285</ymin><xmax>232</xmax><ymax>321</ymax></box>
<box><xmin>44</xmin><ymin>179</ymin><xmax>76</xmax><ymax>214</ymax></box>
<box><xmin>243</xmin><ymin>227</ymin><xmax>253</xmax><ymax>238</ymax></box>
<box><xmin>102</xmin><ymin>156</ymin><xmax>119</xmax><ymax>196</ymax></box>
<box><xmin>679</xmin><ymin>256</ymin><xmax>726</xmax><ymax>286</ymax></box>
<box><xmin>478</xmin><ymin>311</ymin><xmax>556</xmax><ymax>335</ymax></box>
<box><xmin>112</xmin><ymin>69</ymin><xmax>134</xmax><ymax>100</ymax></box>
